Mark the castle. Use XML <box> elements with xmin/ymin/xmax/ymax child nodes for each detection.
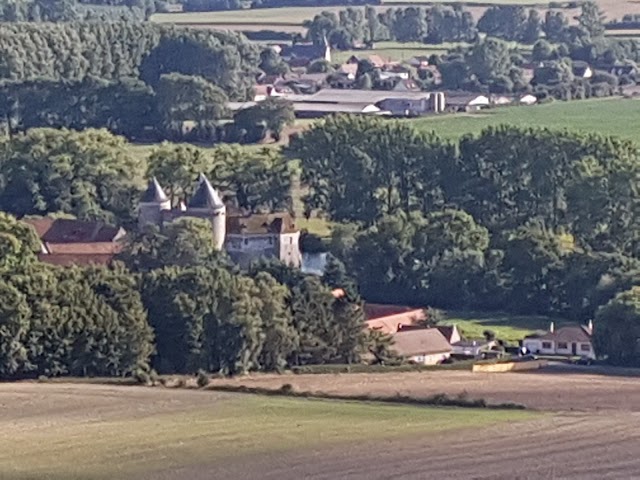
<box><xmin>138</xmin><ymin>174</ymin><xmax>302</xmax><ymax>268</ymax></box>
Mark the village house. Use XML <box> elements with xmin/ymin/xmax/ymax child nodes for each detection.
<box><xmin>522</xmin><ymin>322</ymin><xmax>595</xmax><ymax>359</ymax></box>
<box><xmin>363</xmin><ymin>304</ymin><xmax>425</xmax><ymax>334</ymax></box>
<box><xmin>139</xmin><ymin>175</ymin><xmax>302</xmax><ymax>268</ymax></box>
<box><xmin>391</xmin><ymin>328</ymin><xmax>452</xmax><ymax>365</ymax></box>
<box><xmin>24</xmin><ymin>217</ymin><xmax>125</xmax><ymax>266</ymax></box>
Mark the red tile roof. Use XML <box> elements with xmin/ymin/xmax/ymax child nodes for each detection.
<box><xmin>364</xmin><ymin>304</ymin><xmax>425</xmax><ymax>335</ymax></box>
<box><xmin>23</xmin><ymin>218</ymin><xmax>124</xmax><ymax>243</ymax></box>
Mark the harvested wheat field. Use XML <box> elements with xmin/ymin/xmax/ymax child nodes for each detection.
<box><xmin>210</xmin><ymin>366</ymin><xmax>640</xmax><ymax>412</ymax></box>
<box><xmin>1</xmin><ymin>372</ymin><xmax>640</xmax><ymax>479</ymax></box>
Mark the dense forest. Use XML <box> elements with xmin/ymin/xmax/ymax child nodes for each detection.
<box><xmin>0</xmin><ymin>210</ymin><xmax>369</xmax><ymax>378</ymax></box>
<box><xmin>288</xmin><ymin>116</ymin><xmax>640</xmax><ymax>327</ymax></box>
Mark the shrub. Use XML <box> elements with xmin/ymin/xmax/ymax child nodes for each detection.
<box><xmin>197</xmin><ymin>369</ymin><xmax>211</xmax><ymax>388</ymax></box>
<box><xmin>134</xmin><ymin>368</ymin><xmax>151</xmax><ymax>385</ymax></box>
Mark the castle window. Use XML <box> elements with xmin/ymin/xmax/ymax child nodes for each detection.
<box><xmin>244</xmin><ymin>238</ymin><xmax>249</xmax><ymax>245</ymax></box>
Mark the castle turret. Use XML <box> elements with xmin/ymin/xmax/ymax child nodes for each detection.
<box><xmin>187</xmin><ymin>173</ymin><xmax>226</xmax><ymax>250</ymax></box>
<box><xmin>138</xmin><ymin>177</ymin><xmax>171</xmax><ymax>228</ymax></box>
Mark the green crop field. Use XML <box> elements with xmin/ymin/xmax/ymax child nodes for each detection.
<box><xmin>332</xmin><ymin>41</ymin><xmax>458</xmax><ymax>64</ymax></box>
<box><xmin>0</xmin><ymin>392</ymin><xmax>533</xmax><ymax>480</ymax></box>
<box><xmin>410</xmin><ymin>97</ymin><xmax>640</xmax><ymax>141</ymax></box>
<box><xmin>442</xmin><ymin>311</ymin><xmax>571</xmax><ymax>343</ymax></box>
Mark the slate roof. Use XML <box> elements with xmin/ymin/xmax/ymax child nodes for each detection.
<box><xmin>391</xmin><ymin>328</ymin><xmax>453</xmax><ymax>357</ymax></box>
<box><xmin>141</xmin><ymin>177</ymin><xmax>169</xmax><ymax>203</ymax></box>
<box><xmin>188</xmin><ymin>174</ymin><xmax>225</xmax><ymax>209</ymax></box>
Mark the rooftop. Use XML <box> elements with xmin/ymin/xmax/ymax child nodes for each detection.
<box><xmin>141</xmin><ymin>177</ymin><xmax>168</xmax><ymax>204</ymax></box>
<box><xmin>527</xmin><ymin>325</ymin><xmax>592</xmax><ymax>343</ymax></box>
<box><xmin>188</xmin><ymin>174</ymin><xmax>225</xmax><ymax>210</ymax></box>
<box><xmin>24</xmin><ymin>217</ymin><xmax>124</xmax><ymax>244</ymax></box>
<box><xmin>391</xmin><ymin>328</ymin><xmax>453</xmax><ymax>357</ymax></box>
<box><xmin>227</xmin><ymin>212</ymin><xmax>297</xmax><ymax>235</ymax></box>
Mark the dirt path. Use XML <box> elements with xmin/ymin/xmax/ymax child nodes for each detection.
<box><xmin>209</xmin><ymin>368</ymin><xmax>640</xmax><ymax>412</ymax></box>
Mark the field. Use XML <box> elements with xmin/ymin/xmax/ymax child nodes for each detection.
<box><xmin>0</xmin><ymin>382</ymin><xmax>532</xmax><ymax>480</ymax></box>
<box><xmin>411</xmin><ymin>97</ymin><xmax>640</xmax><ymax>141</ymax></box>
<box><xmin>4</xmin><ymin>373</ymin><xmax>640</xmax><ymax>479</ymax></box>
<box><xmin>151</xmin><ymin>0</ymin><xmax>640</xmax><ymax>35</ymax></box>
<box><xmin>442</xmin><ymin>311</ymin><xmax>569</xmax><ymax>343</ymax></box>
<box><xmin>332</xmin><ymin>41</ymin><xmax>457</xmax><ymax>64</ymax></box>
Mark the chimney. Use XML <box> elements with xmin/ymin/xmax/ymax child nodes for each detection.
<box><xmin>587</xmin><ymin>320</ymin><xmax>594</xmax><ymax>334</ymax></box>
<box><xmin>549</xmin><ymin>322</ymin><xmax>555</xmax><ymax>333</ymax></box>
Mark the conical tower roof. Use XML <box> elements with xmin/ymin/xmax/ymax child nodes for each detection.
<box><xmin>141</xmin><ymin>177</ymin><xmax>168</xmax><ymax>203</ymax></box>
<box><xmin>188</xmin><ymin>173</ymin><xmax>224</xmax><ymax>209</ymax></box>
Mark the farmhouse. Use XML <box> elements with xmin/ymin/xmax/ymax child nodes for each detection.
<box><xmin>24</xmin><ymin>217</ymin><xmax>125</xmax><ymax>266</ymax></box>
<box><xmin>523</xmin><ymin>323</ymin><xmax>595</xmax><ymax>359</ymax></box>
<box><xmin>391</xmin><ymin>328</ymin><xmax>452</xmax><ymax>365</ymax></box>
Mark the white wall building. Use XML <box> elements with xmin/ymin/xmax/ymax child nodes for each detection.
<box><xmin>523</xmin><ymin>323</ymin><xmax>595</xmax><ymax>359</ymax></box>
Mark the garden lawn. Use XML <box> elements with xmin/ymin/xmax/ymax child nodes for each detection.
<box><xmin>410</xmin><ymin>97</ymin><xmax>640</xmax><ymax>141</ymax></box>
<box><xmin>0</xmin><ymin>393</ymin><xmax>533</xmax><ymax>480</ymax></box>
<box><xmin>443</xmin><ymin>311</ymin><xmax>572</xmax><ymax>343</ymax></box>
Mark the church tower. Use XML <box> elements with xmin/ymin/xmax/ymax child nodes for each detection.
<box><xmin>187</xmin><ymin>173</ymin><xmax>226</xmax><ymax>250</ymax></box>
<box><xmin>138</xmin><ymin>177</ymin><xmax>171</xmax><ymax>228</ymax></box>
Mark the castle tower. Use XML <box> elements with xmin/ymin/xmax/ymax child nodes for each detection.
<box><xmin>138</xmin><ymin>177</ymin><xmax>171</xmax><ymax>228</ymax></box>
<box><xmin>187</xmin><ymin>173</ymin><xmax>226</xmax><ymax>250</ymax></box>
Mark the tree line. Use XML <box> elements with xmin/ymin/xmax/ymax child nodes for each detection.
<box><xmin>0</xmin><ymin>128</ymin><xmax>293</xmax><ymax>225</ymax></box>
<box><xmin>0</xmin><ymin>211</ymin><xmax>372</xmax><ymax>379</ymax></box>
<box><xmin>288</xmin><ymin>116</ymin><xmax>640</xmax><ymax>327</ymax></box>
<box><xmin>0</xmin><ymin>0</ymin><xmax>155</xmax><ymax>21</ymax></box>
<box><xmin>0</xmin><ymin>22</ymin><xmax>301</xmax><ymax>142</ymax></box>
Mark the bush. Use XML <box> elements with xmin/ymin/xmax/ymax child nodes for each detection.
<box><xmin>280</xmin><ymin>383</ymin><xmax>294</xmax><ymax>393</ymax></box>
<box><xmin>197</xmin><ymin>369</ymin><xmax>211</xmax><ymax>388</ymax></box>
<box><xmin>134</xmin><ymin>368</ymin><xmax>151</xmax><ymax>385</ymax></box>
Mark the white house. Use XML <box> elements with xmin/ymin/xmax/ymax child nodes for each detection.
<box><xmin>523</xmin><ymin>323</ymin><xmax>595</xmax><ymax>359</ymax></box>
<box><xmin>391</xmin><ymin>328</ymin><xmax>452</xmax><ymax>365</ymax></box>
